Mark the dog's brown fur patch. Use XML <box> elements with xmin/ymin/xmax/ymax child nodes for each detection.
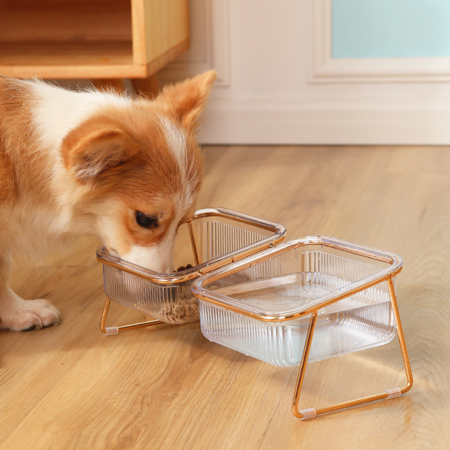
<box><xmin>152</xmin><ymin>70</ymin><xmax>217</xmax><ymax>129</ymax></box>
<box><xmin>0</xmin><ymin>76</ymin><xmax>52</xmax><ymax>203</ymax></box>
<box><xmin>0</xmin><ymin>148</ymin><xmax>17</xmax><ymax>204</ymax></box>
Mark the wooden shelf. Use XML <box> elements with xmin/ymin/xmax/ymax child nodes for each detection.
<box><xmin>0</xmin><ymin>39</ymin><xmax>189</xmax><ymax>79</ymax></box>
<box><xmin>0</xmin><ymin>41</ymin><xmax>137</xmax><ymax>78</ymax></box>
<box><xmin>0</xmin><ymin>0</ymin><xmax>189</xmax><ymax>79</ymax></box>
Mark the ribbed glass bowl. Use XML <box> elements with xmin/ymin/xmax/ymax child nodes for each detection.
<box><xmin>97</xmin><ymin>208</ymin><xmax>286</xmax><ymax>324</ymax></box>
<box><xmin>193</xmin><ymin>237</ymin><xmax>401</xmax><ymax>367</ymax></box>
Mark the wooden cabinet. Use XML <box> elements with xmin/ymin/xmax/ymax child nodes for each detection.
<box><xmin>0</xmin><ymin>0</ymin><xmax>189</xmax><ymax>80</ymax></box>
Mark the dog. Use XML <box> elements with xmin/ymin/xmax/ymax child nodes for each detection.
<box><xmin>0</xmin><ymin>70</ymin><xmax>216</xmax><ymax>331</ymax></box>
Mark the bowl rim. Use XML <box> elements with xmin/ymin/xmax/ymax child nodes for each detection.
<box><xmin>96</xmin><ymin>207</ymin><xmax>287</xmax><ymax>285</ymax></box>
<box><xmin>191</xmin><ymin>235</ymin><xmax>403</xmax><ymax>322</ymax></box>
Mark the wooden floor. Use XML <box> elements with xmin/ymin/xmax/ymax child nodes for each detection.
<box><xmin>1</xmin><ymin>146</ymin><xmax>449</xmax><ymax>449</ymax></box>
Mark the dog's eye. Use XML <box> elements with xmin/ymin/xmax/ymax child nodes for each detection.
<box><xmin>136</xmin><ymin>212</ymin><xmax>159</xmax><ymax>229</ymax></box>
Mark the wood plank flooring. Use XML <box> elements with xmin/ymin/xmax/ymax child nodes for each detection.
<box><xmin>1</xmin><ymin>146</ymin><xmax>449</xmax><ymax>449</ymax></box>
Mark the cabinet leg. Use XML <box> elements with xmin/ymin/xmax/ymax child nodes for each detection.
<box><xmin>91</xmin><ymin>79</ymin><xmax>126</xmax><ymax>94</ymax></box>
<box><xmin>131</xmin><ymin>74</ymin><xmax>160</xmax><ymax>99</ymax></box>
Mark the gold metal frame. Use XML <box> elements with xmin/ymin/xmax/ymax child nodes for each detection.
<box><xmin>97</xmin><ymin>207</ymin><xmax>286</xmax><ymax>335</ymax></box>
<box><xmin>290</xmin><ymin>276</ymin><xmax>412</xmax><ymax>420</ymax></box>
<box><xmin>99</xmin><ymin>296</ymin><xmax>167</xmax><ymax>336</ymax></box>
<box><xmin>192</xmin><ymin>235</ymin><xmax>413</xmax><ymax>419</ymax></box>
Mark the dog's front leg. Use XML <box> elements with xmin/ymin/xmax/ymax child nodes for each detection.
<box><xmin>0</xmin><ymin>252</ymin><xmax>61</xmax><ymax>331</ymax></box>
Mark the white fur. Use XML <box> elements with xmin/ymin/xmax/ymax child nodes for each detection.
<box><xmin>22</xmin><ymin>81</ymin><xmax>134</xmax><ymax>240</ymax></box>
<box><xmin>160</xmin><ymin>116</ymin><xmax>187</xmax><ymax>175</ymax></box>
<box><xmin>2</xmin><ymin>201</ymin><xmax>91</xmax><ymax>262</ymax></box>
<box><xmin>29</xmin><ymin>81</ymin><xmax>132</xmax><ymax>156</ymax></box>
<box><xmin>160</xmin><ymin>116</ymin><xmax>197</xmax><ymax>211</ymax></box>
<box><xmin>29</xmin><ymin>81</ymin><xmax>132</xmax><ymax>197</ymax></box>
<box><xmin>121</xmin><ymin>224</ymin><xmax>178</xmax><ymax>274</ymax></box>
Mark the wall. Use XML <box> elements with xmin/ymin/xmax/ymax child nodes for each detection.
<box><xmin>161</xmin><ymin>0</ymin><xmax>450</xmax><ymax>145</ymax></box>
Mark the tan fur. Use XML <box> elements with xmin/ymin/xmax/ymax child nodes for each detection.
<box><xmin>0</xmin><ymin>150</ymin><xmax>17</xmax><ymax>204</ymax></box>
<box><xmin>59</xmin><ymin>105</ymin><xmax>202</xmax><ymax>253</ymax></box>
<box><xmin>152</xmin><ymin>70</ymin><xmax>218</xmax><ymax>129</ymax></box>
<box><xmin>61</xmin><ymin>117</ymin><xmax>142</xmax><ymax>180</ymax></box>
<box><xmin>0</xmin><ymin>70</ymin><xmax>216</xmax><ymax>331</ymax></box>
<box><xmin>0</xmin><ymin>76</ymin><xmax>52</xmax><ymax>202</ymax></box>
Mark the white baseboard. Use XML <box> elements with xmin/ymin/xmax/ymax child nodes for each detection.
<box><xmin>198</xmin><ymin>98</ymin><xmax>450</xmax><ymax>145</ymax></box>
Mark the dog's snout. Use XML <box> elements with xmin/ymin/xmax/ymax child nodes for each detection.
<box><xmin>120</xmin><ymin>243</ymin><xmax>174</xmax><ymax>274</ymax></box>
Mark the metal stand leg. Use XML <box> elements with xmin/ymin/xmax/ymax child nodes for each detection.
<box><xmin>292</xmin><ymin>313</ymin><xmax>318</xmax><ymax>419</ymax></box>
<box><xmin>292</xmin><ymin>276</ymin><xmax>413</xmax><ymax>420</ymax></box>
<box><xmin>99</xmin><ymin>296</ymin><xmax>166</xmax><ymax>336</ymax></box>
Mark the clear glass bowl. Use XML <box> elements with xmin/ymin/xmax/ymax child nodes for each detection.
<box><xmin>97</xmin><ymin>208</ymin><xmax>286</xmax><ymax>324</ymax></box>
<box><xmin>192</xmin><ymin>236</ymin><xmax>402</xmax><ymax>367</ymax></box>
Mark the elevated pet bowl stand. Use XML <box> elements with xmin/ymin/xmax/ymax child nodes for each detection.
<box><xmin>192</xmin><ymin>236</ymin><xmax>413</xmax><ymax>419</ymax></box>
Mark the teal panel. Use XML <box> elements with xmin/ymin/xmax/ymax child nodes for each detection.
<box><xmin>332</xmin><ymin>0</ymin><xmax>450</xmax><ymax>58</ymax></box>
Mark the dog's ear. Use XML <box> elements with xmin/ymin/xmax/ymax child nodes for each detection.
<box><xmin>154</xmin><ymin>70</ymin><xmax>217</xmax><ymax>129</ymax></box>
<box><xmin>61</xmin><ymin>119</ymin><xmax>140</xmax><ymax>183</ymax></box>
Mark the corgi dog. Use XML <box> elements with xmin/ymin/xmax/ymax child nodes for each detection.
<box><xmin>0</xmin><ymin>70</ymin><xmax>216</xmax><ymax>331</ymax></box>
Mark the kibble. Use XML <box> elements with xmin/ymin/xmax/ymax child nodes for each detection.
<box><xmin>160</xmin><ymin>298</ymin><xmax>199</xmax><ymax>323</ymax></box>
<box><xmin>175</xmin><ymin>263</ymin><xmax>194</xmax><ymax>272</ymax></box>
<box><xmin>158</xmin><ymin>263</ymin><xmax>199</xmax><ymax>323</ymax></box>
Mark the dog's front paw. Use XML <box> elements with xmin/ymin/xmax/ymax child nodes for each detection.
<box><xmin>0</xmin><ymin>293</ymin><xmax>61</xmax><ymax>331</ymax></box>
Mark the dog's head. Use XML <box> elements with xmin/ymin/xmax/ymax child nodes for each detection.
<box><xmin>61</xmin><ymin>71</ymin><xmax>216</xmax><ymax>273</ymax></box>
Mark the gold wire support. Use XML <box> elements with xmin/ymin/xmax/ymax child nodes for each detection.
<box><xmin>291</xmin><ymin>275</ymin><xmax>413</xmax><ymax>420</ymax></box>
<box><xmin>99</xmin><ymin>296</ymin><xmax>166</xmax><ymax>336</ymax></box>
<box><xmin>292</xmin><ymin>313</ymin><xmax>318</xmax><ymax>418</ymax></box>
<box><xmin>187</xmin><ymin>219</ymin><xmax>200</xmax><ymax>266</ymax></box>
<box><xmin>387</xmin><ymin>277</ymin><xmax>413</xmax><ymax>393</ymax></box>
